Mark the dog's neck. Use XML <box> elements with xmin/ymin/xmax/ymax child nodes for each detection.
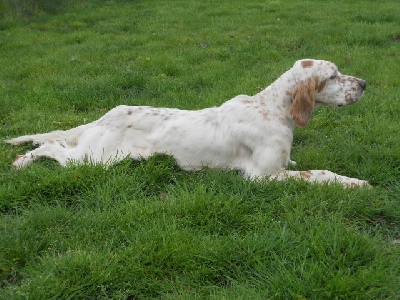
<box><xmin>255</xmin><ymin>68</ymin><xmax>297</xmax><ymax>126</ymax></box>
<box><xmin>256</xmin><ymin>68</ymin><xmax>295</xmax><ymax>104</ymax></box>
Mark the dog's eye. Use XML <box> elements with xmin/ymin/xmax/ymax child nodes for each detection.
<box><xmin>330</xmin><ymin>73</ymin><xmax>337</xmax><ymax>80</ymax></box>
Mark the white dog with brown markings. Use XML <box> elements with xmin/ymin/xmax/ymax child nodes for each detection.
<box><xmin>6</xmin><ymin>59</ymin><xmax>370</xmax><ymax>187</ymax></box>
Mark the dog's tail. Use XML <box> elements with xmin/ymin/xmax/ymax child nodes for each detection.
<box><xmin>4</xmin><ymin>124</ymin><xmax>88</xmax><ymax>146</ymax></box>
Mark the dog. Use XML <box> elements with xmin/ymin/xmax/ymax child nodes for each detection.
<box><xmin>5</xmin><ymin>59</ymin><xmax>370</xmax><ymax>187</ymax></box>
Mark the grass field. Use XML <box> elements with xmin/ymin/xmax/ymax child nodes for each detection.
<box><xmin>1</xmin><ymin>0</ymin><xmax>399</xmax><ymax>298</ymax></box>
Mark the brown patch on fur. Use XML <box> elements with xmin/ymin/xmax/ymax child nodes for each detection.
<box><xmin>300</xmin><ymin>170</ymin><xmax>312</xmax><ymax>179</ymax></box>
<box><xmin>127</xmin><ymin>110</ymin><xmax>133</xmax><ymax>115</ymax></box>
<box><xmin>241</xmin><ymin>99</ymin><xmax>252</xmax><ymax>104</ymax></box>
<box><xmin>301</xmin><ymin>60</ymin><xmax>314</xmax><ymax>68</ymax></box>
<box><xmin>261</xmin><ymin>111</ymin><xmax>269</xmax><ymax>119</ymax></box>
<box><xmin>278</xmin><ymin>116</ymin><xmax>288</xmax><ymax>126</ymax></box>
<box><xmin>127</xmin><ymin>125</ymin><xmax>132</xmax><ymax>128</ymax></box>
<box><xmin>290</xmin><ymin>77</ymin><xmax>315</xmax><ymax>127</ymax></box>
<box><xmin>345</xmin><ymin>94</ymin><xmax>353</xmax><ymax>103</ymax></box>
<box><xmin>315</xmin><ymin>76</ymin><xmax>328</xmax><ymax>93</ymax></box>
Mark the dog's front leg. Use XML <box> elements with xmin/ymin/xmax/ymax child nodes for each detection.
<box><xmin>271</xmin><ymin>169</ymin><xmax>371</xmax><ymax>188</ymax></box>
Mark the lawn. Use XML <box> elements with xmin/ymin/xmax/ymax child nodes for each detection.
<box><xmin>0</xmin><ymin>0</ymin><xmax>399</xmax><ymax>298</ymax></box>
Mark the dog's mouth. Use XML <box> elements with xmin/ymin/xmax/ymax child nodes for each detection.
<box><xmin>314</xmin><ymin>101</ymin><xmax>347</xmax><ymax>108</ymax></box>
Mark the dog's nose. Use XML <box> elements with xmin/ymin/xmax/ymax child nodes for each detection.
<box><xmin>359</xmin><ymin>80</ymin><xmax>367</xmax><ymax>90</ymax></box>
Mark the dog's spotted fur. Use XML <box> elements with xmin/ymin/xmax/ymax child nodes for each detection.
<box><xmin>5</xmin><ymin>59</ymin><xmax>369</xmax><ymax>187</ymax></box>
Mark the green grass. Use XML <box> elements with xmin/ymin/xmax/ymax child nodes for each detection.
<box><xmin>1</xmin><ymin>0</ymin><xmax>400</xmax><ymax>298</ymax></box>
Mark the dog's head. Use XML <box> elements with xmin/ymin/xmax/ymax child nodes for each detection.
<box><xmin>289</xmin><ymin>59</ymin><xmax>367</xmax><ymax>127</ymax></box>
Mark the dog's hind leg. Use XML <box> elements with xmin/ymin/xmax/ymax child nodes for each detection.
<box><xmin>5</xmin><ymin>131</ymin><xmax>68</xmax><ymax>146</ymax></box>
<box><xmin>5</xmin><ymin>123</ymin><xmax>91</xmax><ymax>147</ymax></box>
<box><xmin>12</xmin><ymin>141</ymin><xmax>70</xmax><ymax>169</ymax></box>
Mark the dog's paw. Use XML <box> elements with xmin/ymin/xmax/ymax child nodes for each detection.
<box><xmin>342</xmin><ymin>177</ymin><xmax>372</xmax><ymax>189</ymax></box>
<box><xmin>12</xmin><ymin>154</ymin><xmax>33</xmax><ymax>169</ymax></box>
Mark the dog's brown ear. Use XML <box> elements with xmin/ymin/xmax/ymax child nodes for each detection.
<box><xmin>290</xmin><ymin>77</ymin><xmax>316</xmax><ymax>127</ymax></box>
